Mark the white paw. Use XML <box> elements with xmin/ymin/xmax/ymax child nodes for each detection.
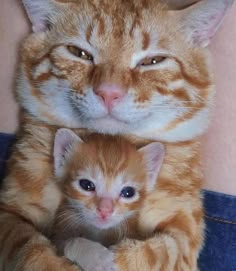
<box><xmin>64</xmin><ymin>237</ymin><xmax>117</xmax><ymax>271</ymax></box>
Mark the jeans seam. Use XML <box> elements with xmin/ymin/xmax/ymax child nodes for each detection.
<box><xmin>205</xmin><ymin>215</ymin><xmax>236</xmax><ymax>225</ymax></box>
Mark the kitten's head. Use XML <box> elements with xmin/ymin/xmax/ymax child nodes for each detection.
<box><xmin>53</xmin><ymin>128</ymin><xmax>164</xmax><ymax>229</ymax></box>
<box><xmin>19</xmin><ymin>0</ymin><xmax>234</xmax><ymax>141</ymax></box>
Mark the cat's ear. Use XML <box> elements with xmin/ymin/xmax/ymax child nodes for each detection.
<box><xmin>22</xmin><ymin>0</ymin><xmax>72</xmax><ymax>32</ymax></box>
<box><xmin>54</xmin><ymin>128</ymin><xmax>83</xmax><ymax>178</ymax></box>
<box><xmin>138</xmin><ymin>143</ymin><xmax>165</xmax><ymax>191</ymax></box>
<box><xmin>176</xmin><ymin>0</ymin><xmax>234</xmax><ymax>47</ymax></box>
<box><xmin>22</xmin><ymin>0</ymin><xmax>56</xmax><ymax>32</ymax></box>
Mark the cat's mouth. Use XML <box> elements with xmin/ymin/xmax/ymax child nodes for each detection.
<box><xmin>92</xmin><ymin>111</ymin><xmax>152</xmax><ymax>125</ymax></box>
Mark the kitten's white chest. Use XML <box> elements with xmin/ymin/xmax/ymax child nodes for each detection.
<box><xmin>77</xmin><ymin>224</ymin><xmax>120</xmax><ymax>247</ymax></box>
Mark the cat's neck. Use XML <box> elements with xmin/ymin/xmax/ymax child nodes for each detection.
<box><xmin>17</xmin><ymin>112</ymin><xmax>202</xmax><ymax>159</ymax></box>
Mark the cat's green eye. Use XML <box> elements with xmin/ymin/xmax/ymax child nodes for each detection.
<box><xmin>67</xmin><ymin>45</ymin><xmax>93</xmax><ymax>62</ymax></box>
<box><xmin>139</xmin><ymin>56</ymin><xmax>166</xmax><ymax>66</ymax></box>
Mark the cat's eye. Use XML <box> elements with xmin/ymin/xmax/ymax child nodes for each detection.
<box><xmin>79</xmin><ymin>179</ymin><xmax>96</xmax><ymax>192</ymax></box>
<box><xmin>120</xmin><ymin>186</ymin><xmax>136</xmax><ymax>199</ymax></box>
<box><xmin>139</xmin><ymin>56</ymin><xmax>166</xmax><ymax>66</ymax></box>
<box><xmin>67</xmin><ymin>45</ymin><xmax>93</xmax><ymax>62</ymax></box>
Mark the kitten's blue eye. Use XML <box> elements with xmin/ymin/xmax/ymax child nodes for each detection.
<box><xmin>120</xmin><ymin>187</ymin><xmax>136</xmax><ymax>198</ymax></box>
<box><xmin>79</xmin><ymin>179</ymin><xmax>95</xmax><ymax>192</ymax></box>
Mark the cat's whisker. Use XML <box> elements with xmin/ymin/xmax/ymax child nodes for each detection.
<box><xmin>151</xmin><ymin>105</ymin><xmax>204</xmax><ymax>109</ymax></box>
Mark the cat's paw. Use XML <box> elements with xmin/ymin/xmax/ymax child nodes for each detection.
<box><xmin>64</xmin><ymin>237</ymin><xmax>117</xmax><ymax>271</ymax></box>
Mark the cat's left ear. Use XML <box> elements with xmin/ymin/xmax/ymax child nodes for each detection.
<box><xmin>54</xmin><ymin>128</ymin><xmax>83</xmax><ymax>178</ymax></box>
<box><xmin>175</xmin><ymin>0</ymin><xmax>235</xmax><ymax>47</ymax></box>
<box><xmin>138</xmin><ymin>143</ymin><xmax>165</xmax><ymax>191</ymax></box>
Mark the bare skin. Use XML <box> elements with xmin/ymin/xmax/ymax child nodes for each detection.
<box><xmin>0</xmin><ymin>0</ymin><xmax>236</xmax><ymax>195</ymax></box>
<box><xmin>202</xmin><ymin>6</ymin><xmax>236</xmax><ymax>194</ymax></box>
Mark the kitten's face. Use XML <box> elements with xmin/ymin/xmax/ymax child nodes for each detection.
<box><xmin>20</xmin><ymin>0</ymin><xmax>232</xmax><ymax>141</ymax></box>
<box><xmin>60</xmin><ymin>136</ymin><xmax>148</xmax><ymax>230</ymax></box>
<box><xmin>54</xmin><ymin>130</ymin><xmax>164</xmax><ymax>230</ymax></box>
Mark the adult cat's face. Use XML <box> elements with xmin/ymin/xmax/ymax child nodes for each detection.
<box><xmin>19</xmin><ymin>0</ymin><xmax>233</xmax><ymax>141</ymax></box>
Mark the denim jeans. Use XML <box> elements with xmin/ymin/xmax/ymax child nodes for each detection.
<box><xmin>199</xmin><ymin>190</ymin><xmax>236</xmax><ymax>271</ymax></box>
<box><xmin>0</xmin><ymin>133</ymin><xmax>15</xmax><ymax>181</ymax></box>
<box><xmin>0</xmin><ymin>133</ymin><xmax>236</xmax><ymax>270</ymax></box>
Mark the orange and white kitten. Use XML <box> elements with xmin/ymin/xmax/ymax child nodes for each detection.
<box><xmin>0</xmin><ymin>1</ymin><xmax>234</xmax><ymax>270</ymax></box>
<box><xmin>51</xmin><ymin>129</ymin><xmax>164</xmax><ymax>271</ymax></box>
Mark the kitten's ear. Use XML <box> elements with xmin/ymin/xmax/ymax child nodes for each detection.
<box><xmin>139</xmin><ymin>143</ymin><xmax>165</xmax><ymax>191</ymax></box>
<box><xmin>54</xmin><ymin>128</ymin><xmax>83</xmax><ymax>178</ymax></box>
<box><xmin>176</xmin><ymin>0</ymin><xmax>234</xmax><ymax>47</ymax></box>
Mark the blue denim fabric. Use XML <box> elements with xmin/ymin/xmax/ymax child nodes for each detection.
<box><xmin>199</xmin><ymin>190</ymin><xmax>236</xmax><ymax>271</ymax></box>
<box><xmin>0</xmin><ymin>133</ymin><xmax>236</xmax><ymax>270</ymax></box>
<box><xmin>0</xmin><ymin>133</ymin><xmax>15</xmax><ymax>182</ymax></box>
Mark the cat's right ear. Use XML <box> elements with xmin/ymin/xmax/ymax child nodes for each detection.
<box><xmin>22</xmin><ymin>0</ymin><xmax>57</xmax><ymax>32</ymax></box>
<box><xmin>54</xmin><ymin>128</ymin><xmax>83</xmax><ymax>178</ymax></box>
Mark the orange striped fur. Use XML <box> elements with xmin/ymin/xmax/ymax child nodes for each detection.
<box><xmin>50</xmin><ymin>132</ymin><xmax>164</xmax><ymax>270</ymax></box>
<box><xmin>0</xmin><ymin>0</ymin><xmax>233</xmax><ymax>270</ymax></box>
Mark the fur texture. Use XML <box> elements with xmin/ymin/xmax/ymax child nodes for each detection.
<box><xmin>51</xmin><ymin>130</ymin><xmax>164</xmax><ymax>271</ymax></box>
<box><xmin>0</xmin><ymin>0</ymin><xmax>234</xmax><ymax>270</ymax></box>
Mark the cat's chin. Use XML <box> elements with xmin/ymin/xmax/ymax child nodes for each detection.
<box><xmin>83</xmin><ymin>116</ymin><xmax>134</xmax><ymax>135</ymax></box>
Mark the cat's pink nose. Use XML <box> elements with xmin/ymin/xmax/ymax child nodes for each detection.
<box><xmin>97</xmin><ymin>198</ymin><xmax>114</xmax><ymax>219</ymax></box>
<box><xmin>94</xmin><ymin>84</ymin><xmax>125</xmax><ymax>111</ymax></box>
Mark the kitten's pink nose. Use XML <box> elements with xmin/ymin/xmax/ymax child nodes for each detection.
<box><xmin>94</xmin><ymin>84</ymin><xmax>125</xmax><ymax>111</ymax></box>
<box><xmin>97</xmin><ymin>198</ymin><xmax>114</xmax><ymax>219</ymax></box>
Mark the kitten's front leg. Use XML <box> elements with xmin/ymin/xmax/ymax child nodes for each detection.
<box><xmin>64</xmin><ymin>237</ymin><xmax>117</xmax><ymax>271</ymax></box>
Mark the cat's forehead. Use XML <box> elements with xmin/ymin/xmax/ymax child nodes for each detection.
<box><xmin>55</xmin><ymin>0</ymin><xmax>172</xmax><ymax>50</ymax></box>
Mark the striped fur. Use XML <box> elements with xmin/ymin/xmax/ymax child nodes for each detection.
<box><xmin>17</xmin><ymin>0</ymin><xmax>217</xmax><ymax>141</ymax></box>
<box><xmin>50</xmin><ymin>133</ymin><xmax>203</xmax><ymax>271</ymax></box>
<box><xmin>51</xmin><ymin>133</ymin><xmax>164</xmax><ymax>266</ymax></box>
<box><xmin>0</xmin><ymin>0</ymin><xmax>233</xmax><ymax>270</ymax></box>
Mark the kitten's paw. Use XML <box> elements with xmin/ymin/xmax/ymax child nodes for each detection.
<box><xmin>64</xmin><ymin>237</ymin><xmax>118</xmax><ymax>271</ymax></box>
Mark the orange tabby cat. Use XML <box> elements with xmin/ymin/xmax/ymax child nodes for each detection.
<box><xmin>51</xmin><ymin>129</ymin><xmax>164</xmax><ymax>271</ymax></box>
<box><xmin>0</xmin><ymin>0</ymin><xmax>234</xmax><ymax>270</ymax></box>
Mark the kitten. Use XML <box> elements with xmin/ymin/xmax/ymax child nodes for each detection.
<box><xmin>51</xmin><ymin>128</ymin><xmax>165</xmax><ymax>271</ymax></box>
<box><xmin>0</xmin><ymin>1</ymin><xmax>234</xmax><ymax>270</ymax></box>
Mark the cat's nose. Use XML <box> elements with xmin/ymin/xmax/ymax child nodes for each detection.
<box><xmin>94</xmin><ymin>84</ymin><xmax>125</xmax><ymax>111</ymax></box>
<box><xmin>97</xmin><ymin>198</ymin><xmax>114</xmax><ymax>219</ymax></box>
